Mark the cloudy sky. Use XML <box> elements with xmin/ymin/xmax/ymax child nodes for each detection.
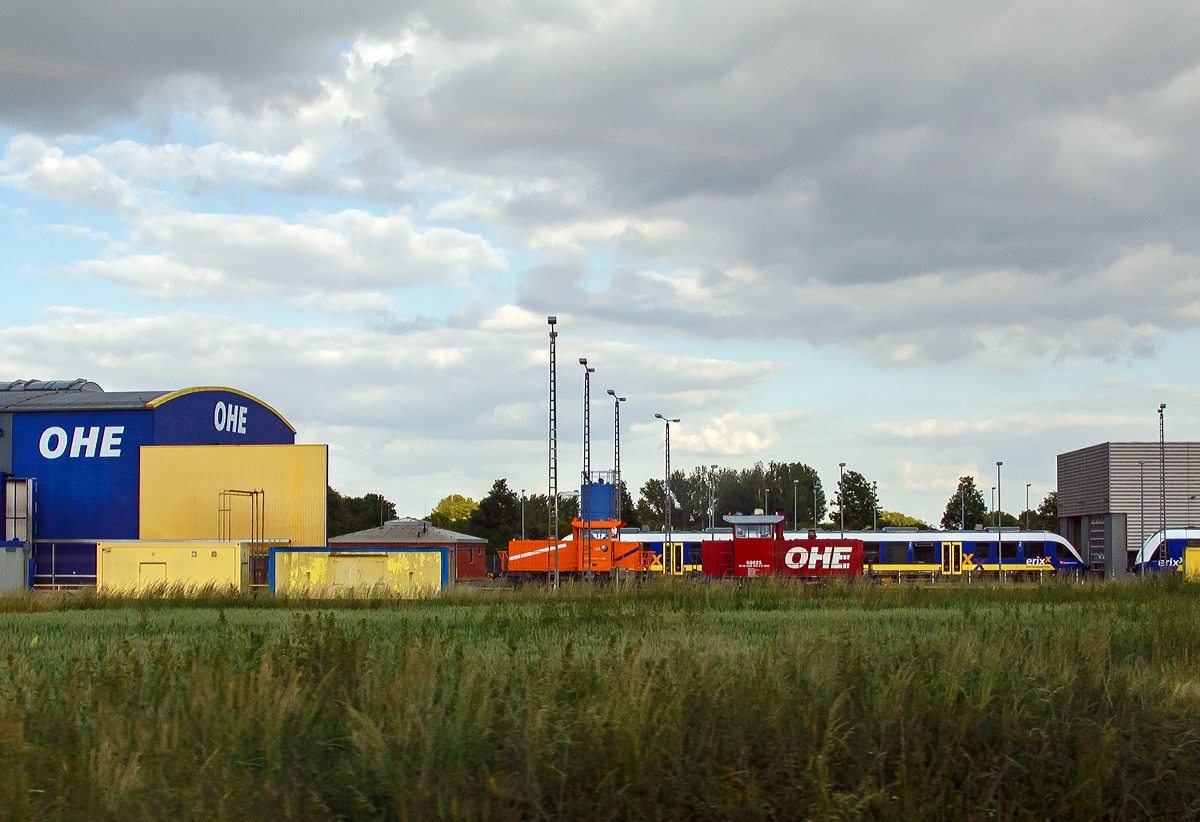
<box><xmin>3</xmin><ymin>0</ymin><xmax>1199</xmax><ymax>523</ymax></box>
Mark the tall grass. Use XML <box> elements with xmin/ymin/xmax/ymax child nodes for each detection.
<box><xmin>2</xmin><ymin>578</ymin><xmax>1200</xmax><ymax>820</ymax></box>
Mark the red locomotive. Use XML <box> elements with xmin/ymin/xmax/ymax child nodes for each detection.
<box><xmin>706</xmin><ymin>515</ymin><xmax>864</xmax><ymax>578</ymax></box>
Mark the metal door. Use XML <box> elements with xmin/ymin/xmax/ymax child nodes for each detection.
<box><xmin>139</xmin><ymin>562</ymin><xmax>167</xmax><ymax>589</ymax></box>
<box><xmin>667</xmin><ymin>542</ymin><xmax>684</xmax><ymax>575</ymax></box>
<box><xmin>941</xmin><ymin>542</ymin><xmax>962</xmax><ymax>575</ymax></box>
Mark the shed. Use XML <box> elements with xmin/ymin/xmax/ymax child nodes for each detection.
<box><xmin>329</xmin><ymin>517</ymin><xmax>488</xmax><ymax>580</ymax></box>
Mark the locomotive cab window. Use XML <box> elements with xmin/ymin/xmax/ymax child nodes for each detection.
<box><xmin>735</xmin><ymin>524</ymin><xmax>773</xmax><ymax>538</ymax></box>
<box><xmin>913</xmin><ymin>542</ymin><xmax>935</xmax><ymax>564</ymax></box>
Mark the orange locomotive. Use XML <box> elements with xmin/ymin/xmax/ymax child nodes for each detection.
<box><xmin>501</xmin><ymin>517</ymin><xmax>652</xmax><ymax>579</ymax></box>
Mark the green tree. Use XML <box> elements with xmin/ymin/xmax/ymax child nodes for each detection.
<box><xmin>877</xmin><ymin>510</ymin><xmax>932</xmax><ymax>530</ymax></box>
<box><xmin>941</xmin><ymin>477</ymin><xmax>987</xmax><ymax>530</ymax></box>
<box><xmin>762</xmin><ymin>461</ymin><xmax>825</xmax><ymax>528</ymax></box>
<box><xmin>326</xmin><ymin>487</ymin><xmax>396</xmax><ymax>538</ymax></box>
<box><xmin>470</xmin><ymin>480</ymin><xmax>521</xmax><ymax>554</ymax></box>
<box><xmin>429</xmin><ymin>494</ymin><xmax>478</xmax><ymax>531</ymax></box>
<box><xmin>635</xmin><ymin>477</ymin><xmax>666</xmax><ymax>530</ymax></box>
<box><xmin>523</xmin><ymin>492</ymin><xmax>580</xmax><ymax>538</ymax></box>
<box><xmin>836</xmin><ymin>469</ymin><xmax>877</xmax><ymax>530</ymax></box>
<box><xmin>1018</xmin><ymin>491</ymin><xmax>1059</xmax><ymax>532</ymax></box>
<box><xmin>616</xmin><ymin>481</ymin><xmax>640</xmax><ymax>528</ymax></box>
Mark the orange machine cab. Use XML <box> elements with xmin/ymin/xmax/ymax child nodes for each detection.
<box><xmin>503</xmin><ymin>518</ymin><xmax>625</xmax><ymax>576</ymax></box>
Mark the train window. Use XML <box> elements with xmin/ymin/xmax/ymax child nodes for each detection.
<box><xmin>863</xmin><ymin>543</ymin><xmax>881</xmax><ymax>564</ymax></box>
<box><xmin>735</xmin><ymin>524</ymin><xmax>773</xmax><ymax>538</ymax></box>
<box><xmin>1188</xmin><ymin>540</ymin><xmax>1200</xmax><ymax>548</ymax></box>
<box><xmin>1000</xmin><ymin>541</ymin><xmax>1018</xmax><ymax>559</ymax></box>
<box><xmin>1024</xmin><ymin>541</ymin><xmax>1046</xmax><ymax>559</ymax></box>
<box><xmin>913</xmin><ymin>542</ymin><xmax>935</xmax><ymax>564</ymax></box>
<box><xmin>974</xmin><ymin>541</ymin><xmax>992</xmax><ymax>559</ymax></box>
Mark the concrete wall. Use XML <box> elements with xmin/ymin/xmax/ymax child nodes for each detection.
<box><xmin>96</xmin><ymin>540</ymin><xmax>249</xmax><ymax>592</ymax></box>
<box><xmin>271</xmin><ymin>548</ymin><xmax>445</xmax><ymax>597</ymax></box>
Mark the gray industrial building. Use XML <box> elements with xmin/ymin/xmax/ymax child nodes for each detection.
<box><xmin>1058</xmin><ymin>442</ymin><xmax>1200</xmax><ymax>578</ymax></box>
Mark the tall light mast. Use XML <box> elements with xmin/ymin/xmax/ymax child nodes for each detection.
<box><xmin>580</xmin><ymin>358</ymin><xmax>595</xmax><ymax>580</ymax></box>
<box><xmin>548</xmin><ymin>316</ymin><xmax>559</xmax><ymax>588</ymax></box>
<box><xmin>607</xmin><ymin>389</ymin><xmax>625</xmax><ymax>522</ymax></box>
<box><xmin>656</xmin><ymin>414</ymin><xmax>679</xmax><ymax>573</ymax></box>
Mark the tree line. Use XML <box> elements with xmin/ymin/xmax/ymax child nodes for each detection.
<box><xmin>329</xmin><ymin>468</ymin><xmax>1060</xmax><ymax>555</ymax></box>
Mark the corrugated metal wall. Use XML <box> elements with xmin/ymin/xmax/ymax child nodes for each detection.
<box><xmin>139</xmin><ymin>444</ymin><xmax>327</xmax><ymax>546</ymax></box>
<box><xmin>1110</xmin><ymin>442</ymin><xmax>1200</xmax><ymax>552</ymax></box>
<box><xmin>1059</xmin><ymin>442</ymin><xmax>1200</xmax><ymax>556</ymax></box>
<box><xmin>1058</xmin><ymin>443</ymin><xmax>1109</xmax><ymax>517</ymax></box>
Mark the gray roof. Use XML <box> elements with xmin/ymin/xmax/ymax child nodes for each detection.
<box><xmin>723</xmin><ymin>514</ymin><xmax>785</xmax><ymax>524</ymax></box>
<box><xmin>329</xmin><ymin>517</ymin><xmax>487</xmax><ymax>546</ymax></box>
<box><xmin>0</xmin><ymin>380</ymin><xmax>170</xmax><ymax>413</ymax></box>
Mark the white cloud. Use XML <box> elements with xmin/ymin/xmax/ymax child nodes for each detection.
<box><xmin>0</xmin><ymin>134</ymin><xmax>138</xmax><ymax>211</ymax></box>
<box><xmin>872</xmin><ymin>412</ymin><xmax>1142</xmax><ymax>440</ymax></box>
<box><xmin>67</xmin><ymin>207</ymin><xmax>508</xmax><ymax>303</ymax></box>
<box><xmin>0</xmin><ymin>305</ymin><xmax>778</xmax><ymax>503</ymax></box>
<box><xmin>666</xmin><ymin>410</ymin><xmax>804</xmax><ymax>456</ymax></box>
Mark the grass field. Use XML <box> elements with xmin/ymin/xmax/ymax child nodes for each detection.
<box><xmin>2</xmin><ymin>579</ymin><xmax>1200</xmax><ymax>820</ymax></box>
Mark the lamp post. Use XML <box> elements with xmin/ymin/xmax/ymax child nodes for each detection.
<box><xmin>547</xmin><ymin>316</ymin><xmax>559</xmax><ymax>588</ymax></box>
<box><xmin>580</xmin><ymin>358</ymin><xmax>595</xmax><ymax>580</ymax></box>
<box><xmin>607</xmin><ymin>390</ymin><xmax>626</xmax><ymax>522</ymax></box>
<box><xmin>521</xmin><ymin>489</ymin><xmax>526</xmax><ymax>540</ymax></box>
<box><xmin>655</xmin><ymin>414</ymin><xmax>679</xmax><ymax>573</ymax></box>
<box><xmin>1160</xmin><ymin>404</ymin><xmax>1167</xmax><ymax>536</ymax></box>
<box><xmin>996</xmin><ymin>461</ymin><xmax>1003</xmax><ymax>581</ymax></box>
<box><xmin>991</xmin><ymin>487</ymin><xmax>996</xmax><ymax>527</ymax></box>
<box><xmin>838</xmin><ymin>463</ymin><xmax>846</xmax><ymax>537</ymax></box>
<box><xmin>873</xmin><ymin>475</ymin><xmax>883</xmax><ymax>532</ymax></box>
<box><xmin>793</xmin><ymin>479</ymin><xmax>799</xmax><ymax>531</ymax></box>
<box><xmin>1025</xmin><ymin>483</ymin><xmax>1031</xmax><ymax>531</ymax></box>
<box><xmin>709</xmin><ymin>464</ymin><xmax>718</xmax><ymax>530</ymax></box>
<box><xmin>814</xmin><ymin>485</ymin><xmax>819</xmax><ymax>529</ymax></box>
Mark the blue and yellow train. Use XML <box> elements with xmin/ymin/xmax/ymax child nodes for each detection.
<box><xmin>618</xmin><ymin>527</ymin><xmax>1085</xmax><ymax>578</ymax></box>
<box><xmin>1133</xmin><ymin>529</ymin><xmax>1200</xmax><ymax>574</ymax></box>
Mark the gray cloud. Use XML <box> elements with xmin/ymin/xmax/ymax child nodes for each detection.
<box><xmin>0</xmin><ymin>0</ymin><xmax>415</xmax><ymax>128</ymax></box>
<box><xmin>9</xmin><ymin>0</ymin><xmax>1200</xmax><ymax>366</ymax></box>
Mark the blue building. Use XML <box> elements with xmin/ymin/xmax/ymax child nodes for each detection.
<box><xmin>1</xmin><ymin>379</ymin><xmax>296</xmax><ymax>587</ymax></box>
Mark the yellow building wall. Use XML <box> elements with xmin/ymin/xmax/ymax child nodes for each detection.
<box><xmin>97</xmin><ymin>541</ymin><xmax>249</xmax><ymax>593</ymax></box>
<box><xmin>140</xmin><ymin>444</ymin><xmax>327</xmax><ymax>546</ymax></box>
<box><xmin>274</xmin><ymin>551</ymin><xmax>442</xmax><ymax>597</ymax></box>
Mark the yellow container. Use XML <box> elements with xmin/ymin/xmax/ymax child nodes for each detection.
<box><xmin>1185</xmin><ymin>546</ymin><xmax>1200</xmax><ymax>581</ymax></box>
<box><xmin>140</xmin><ymin>444</ymin><xmax>328</xmax><ymax>546</ymax></box>
<box><xmin>273</xmin><ymin>550</ymin><xmax>443</xmax><ymax>597</ymax></box>
<box><xmin>97</xmin><ymin>541</ymin><xmax>250</xmax><ymax>592</ymax></box>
